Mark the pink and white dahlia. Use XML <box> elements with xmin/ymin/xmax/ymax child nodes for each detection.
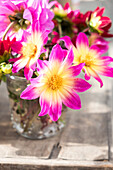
<box><xmin>0</xmin><ymin>0</ymin><xmax>54</xmax><ymax>40</ymax></box>
<box><xmin>10</xmin><ymin>22</ymin><xmax>50</xmax><ymax>80</ymax></box>
<box><xmin>61</xmin><ymin>33</ymin><xmax>113</xmax><ymax>87</ymax></box>
<box><xmin>53</xmin><ymin>2</ymin><xmax>71</xmax><ymax>18</ymax></box>
<box><xmin>31</xmin><ymin>0</ymin><xmax>54</xmax><ymax>33</ymax></box>
<box><xmin>21</xmin><ymin>44</ymin><xmax>91</xmax><ymax>121</ymax></box>
<box><xmin>33</xmin><ymin>0</ymin><xmax>57</xmax><ymax>9</ymax></box>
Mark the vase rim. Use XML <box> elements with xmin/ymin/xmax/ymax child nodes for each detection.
<box><xmin>6</xmin><ymin>74</ymin><xmax>27</xmax><ymax>81</ymax></box>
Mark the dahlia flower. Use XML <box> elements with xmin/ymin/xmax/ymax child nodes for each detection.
<box><xmin>0</xmin><ymin>37</ymin><xmax>15</xmax><ymax>63</ymax></box>
<box><xmin>61</xmin><ymin>32</ymin><xmax>113</xmax><ymax>87</ymax></box>
<box><xmin>21</xmin><ymin>44</ymin><xmax>91</xmax><ymax>121</ymax></box>
<box><xmin>88</xmin><ymin>7</ymin><xmax>113</xmax><ymax>37</ymax></box>
<box><xmin>53</xmin><ymin>2</ymin><xmax>71</xmax><ymax>18</ymax></box>
<box><xmin>10</xmin><ymin>22</ymin><xmax>50</xmax><ymax>80</ymax></box>
<box><xmin>0</xmin><ymin>0</ymin><xmax>54</xmax><ymax>40</ymax></box>
<box><xmin>68</xmin><ymin>9</ymin><xmax>91</xmax><ymax>30</ymax></box>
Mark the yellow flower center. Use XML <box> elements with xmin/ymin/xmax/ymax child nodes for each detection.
<box><xmin>79</xmin><ymin>54</ymin><xmax>95</xmax><ymax>67</ymax></box>
<box><xmin>22</xmin><ymin>42</ymin><xmax>37</xmax><ymax>59</ymax></box>
<box><xmin>48</xmin><ymin>75</ymin><xmax>63</xmax><ymax>90</ymax></box>
<box><xmin>90</xmin><ymin>15</ymin><xmax>101</xmax><ymax>30</ymax></box>
<box><xmin>89</xmin><ymin>13</ymin><xmax>102</xmax><ymax>32</ymax></box>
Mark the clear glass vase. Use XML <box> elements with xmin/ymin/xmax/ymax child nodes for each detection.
<box><xmin>6</xmin><ymin>74</ymin><xmax>66</xmax><ymax>139</ymax></box>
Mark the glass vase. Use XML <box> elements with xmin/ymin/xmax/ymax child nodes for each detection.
<box><xmin>6</xmin><ymin>74</ymin><xmax>66</xmax><ymax>139</ymax></box>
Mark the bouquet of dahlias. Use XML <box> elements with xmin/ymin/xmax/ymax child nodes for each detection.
<box><xmin>0</xmin><ymin>0</ymin><xmax>113</xmax><ymax>122</ymax></box>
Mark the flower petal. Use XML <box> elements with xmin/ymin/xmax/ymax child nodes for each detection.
<box><xmin>84</xmin><ymin>67</ymin><xmax>91</xmax><ymax>81</ymax></box>
<box><xmin>37</xmin><ymin>59</ymin><xmax>48</xmax><ymax>71</ymax></box>
<box><xmin>12</xmin><ymin>57</ymin><xmax>29</xmax><ymax>73</ymax></box>
<box><xmin>0</xmin><ymin>6</ymin><xmax>13</xmax><ymax>15</ymax></box>
<box><xmin>49</xmin><ymin>44</ymin><xmax>64</xmax><ymax>62</ymax></box>
<box><xmin>39</xmin><ymin>93</ymin><xmax>51</xmax><ymax>116</ymax></box>
<box><xmin>49</xmin><ymin>106</ymin><xmax>62</xmax><ymax>122</ymax></box>
<box><xmin>11</xmin><ymin>41</ymin><xmax>23</xmax><ymax>53</ymax></box>
<box><xmin>95</xmin><ymin>7</ymin><xmax>104</xmax><ymax>17</ymax></box>
<box><xmin>20</xmin><ymin>85</ymin><xmax>40</xmax><ymax>100</ymax></box>
<box><xmin>89</xmin><ymin>45</ymin><xmax>101</xmax><ymax>55</ymax></box>
<box><xmin>24</xmin><ymin>66</ymin><xmax>33</xmax><ymax>80</ymax></box>
<box><xmin>76</xmin><ymin>32</ymin><xmax>89</xmax><ymax>54</ymax></box>
<box><xmin>87</xmin><ymin>67</ymin><xmax>103</xmax><ymax>87</ymax></box>
<box><xmin>100</xmin><ymin>16</ymin><xmax>111</xmax><ymax>28</ymax></box>
<box><xmin>9</xmin><ymin>57</ymin><xmax>19</xmax><ymax>63</ymax></box>
<box><xmin>96</xmin><ymin>56</ymin><xmax>113</xmax><ymax>66</ymax></box>
<box><xmin>23</xmin><ymin>8</ymin><xmax>33</xmax><ymax>24</ymax></box>
<box><xmin>68</xmin><ymin>63</ymin><xmax>85</xmax><ymax>77</ymax></box>
<box><xmin>48</xmin><ymin>1</ymin><xmax>57</xmax><ymax>8</ymax></box>
<box><xmin>40</xmin><ymin>8</ymin><xmax>54</xmax><ymax>24</ymax></box>
<box><xmin>94</xmin><ymin>65</ymin><xmax>113</xmax><ymax>78</ymax></box>
<box><xmin>63</xmin><ymin>48</ymin><xmax>74</xmax><ymax>66</ymax></box>
<box><xmin>40</xmin><ymin>29</ymin><xmax>50</xmax><ymax>44</ymax></box>
<box><xmin>60</xmin><ymin>89</ymin><xmax>81</xmax><ymax>110</ymax></box>
<box><xmin>73</xmin><ymin>78</ymin><xmax>92</xmax><ymax>92</ymax></box>
<box><xmin>30</xmin><ymin>75</ymin><xmax>42</xmax><ymax>84</ymax></box>
<box><xmin>49</xmin><ymin>92</ymin><xmax>62</xmax><ymax>121</ymax></box>
<box><xmin>60</xmin><ymin>36</ymin><xmax>73</xmax><ymax>49</ymax></box>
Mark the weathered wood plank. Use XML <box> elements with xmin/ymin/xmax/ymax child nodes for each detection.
<box><xmin>58</xmin><ymin>144</ymin><xmax>108</xmax><ymax>161</ymax></box>
<box><xmin>60</xmin><ymin>110</ymin><xmax>109</xmax><ymax>146</ymax></box>
<box><xmin>0</xmin><ymin>158</ymin><xmax>113</xmax><ymax>170</ymax></box>
<box><xmin>58</xmin><ymin>111</ymin><xmax>109</xmax><ymax>161</ymax></box>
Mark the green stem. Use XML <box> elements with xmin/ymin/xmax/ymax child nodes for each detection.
<box><xmin>23</xmin><ymin>109</ymin><xmax>40</xmax><ymax>133</ymax></box>
<box><xmin>58</xmin><ymin>23</ymin><xmax>62</xmax><ymax>38</ymax></box>
<box><xmin>82</xmin><ymin>27</ymin><xmax>90</xmax><ymax>33</ymax></box>
<box><xmin>2</xmin><ymin>22</ymin><xmax>15</xmax><ymax>40</ymax></box>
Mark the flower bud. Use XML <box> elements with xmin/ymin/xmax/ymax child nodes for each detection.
<box><xmin>1</xmin><ymin>64</ymin><xmax>12</xmax><ymax>74</ymax></box>
<box><xmin>53</xmin><ymin>8</ymin><xmax>67</xmax><ymax>18</ymax></box>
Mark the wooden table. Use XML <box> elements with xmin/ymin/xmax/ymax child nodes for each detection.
<box><xmin>0</xmin><ymin>77</ymin><xmax>113</xmax><ymax>170</ymax></box>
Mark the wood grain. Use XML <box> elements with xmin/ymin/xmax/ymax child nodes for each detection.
<box><xmin>0</xmin><ymin>158</ymin><xmax>113</xmax><ymax>170</ymax></box>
